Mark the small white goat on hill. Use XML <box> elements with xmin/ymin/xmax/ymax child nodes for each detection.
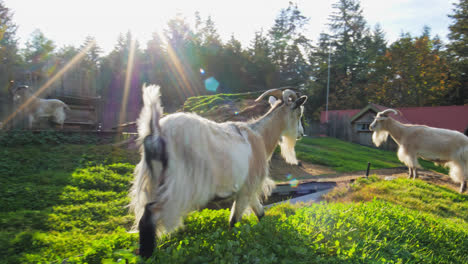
<box><xmin>12</xmin><ymin>86</ymin><xmax>70</xmax><ymax>129</ymax></box>
<box><xmin>129</xmin><ymin>85</ymin><xmax>307</xmax><ymax>258</ymax></box>
<box><xmin>369</xmin><ymin>109</ymin><xmax>468</xmax><ymax>193</ymax></box>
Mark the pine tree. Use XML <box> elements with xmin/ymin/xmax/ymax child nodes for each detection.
<box><xmin>78</xmin><ymin>36</ymin><xmax>102</xmax><ymax>96</ymax></box>
<box><xmin>22</xmin><ymin>30</ymin><xmax>56</xmax><ymax>88</ymax></box>
<box><xmin>326</xmin><ymin>0</ymin><xmax>370</xmax><ymax>109</ymax></box>
<box><xmin>247</xmin><ymin>30</ymin><xmax>279</xmax><ymax>89</ymax></box>
<box><xmin>0</xmin><ymin>0</ymin><xmax>20</xmax><ymax>91</ymax></box>
<box><xmin>447</xmin><ymin>0</ymin><xmax>468</xmax><ymax>104</ymax></box>
<box><xmin>268</xmin><ymin>2</ymin><xmax>311</xmax><ymax>87</ymax></box>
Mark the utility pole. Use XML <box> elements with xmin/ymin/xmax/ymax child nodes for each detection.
<box><xmin>326</xmin><ymin>43</ymin><xmax>331</xmax><ymax>122</ymax></box>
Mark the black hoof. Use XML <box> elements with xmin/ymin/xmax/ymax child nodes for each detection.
<box><xmin>139</xmin><ymin>204</ymin><xmax>156</xmax><ymax>258</ymax></box>
<box><xmin>257</xmin><ymin>211</ymin><xmax>265</xmax><ymax>221</ymax></box>
<box><xmin>229</xmin><ymin>217</ymin><xmax>237</xmax><ymax>228</ymax></box>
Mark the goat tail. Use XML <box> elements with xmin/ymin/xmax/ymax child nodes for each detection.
<box><xmin>63</xmin><ymin>103</ymin><xmax>71</xmax><ymax>111</ymax></box>
<box><xmin>129</xmin><ymin>84</ymin><xmax>167</xmax><ymax>231</ymax></box>
<box><xmin>448</xmin><ymin>145</ymin><xmax>468</xmax><ymax>184</ymax></box>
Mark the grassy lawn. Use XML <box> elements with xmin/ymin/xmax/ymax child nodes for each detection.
<box><xmin>1</xmin><ymin>133</ymin><xmax>465</xmax><ymax>263</ymax></box>
<box><xmin>296</xmin><ymin>137</ymin><xmax>447</xmax><ymax>174</ymax></box>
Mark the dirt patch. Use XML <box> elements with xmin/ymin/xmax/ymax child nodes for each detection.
<box><xmin>270</xmin><ymin>156</ymin><xmax>463</xmax><ymax>193</ymax></box>
<box><xmin>269</xmin><ymin>154</ymin><xmax>336</xmax><ymax>182</ymax></box>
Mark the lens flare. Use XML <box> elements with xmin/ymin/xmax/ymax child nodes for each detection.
<box><xmin>2</xmin><ymin>40</ymin><xmax>95</xmax><ymax>127</ymax></box>
<box><xmin>286</xmin><ymin>173</ymin><xmax>292</xmax><ymax>180</ymax></box>
<box><xmin>234</xmin><ymin>111</ymin><xmax>239</xmax><ymax>115</ymax></box>
<box><xmin>204</xmin><ymin>77</ymin><xmax>219</xmax><ymax>92</ymax></box>
<box><xmin>289</xmin><ymin>178</ymin><xmax>299</xmax><ymax>188</ymax></box>
<box><xmin>200</xmin><ymin>68</ymin><xmax>205</xmax><ymax>75</ymax></box>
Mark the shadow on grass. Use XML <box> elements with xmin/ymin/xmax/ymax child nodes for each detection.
<box><xmin>0</xmin><ymin>143</ymin><xmax>139</xmax><ymax>263</ymax></box>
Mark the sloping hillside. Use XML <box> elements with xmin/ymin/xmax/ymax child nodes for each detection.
<box><xmin>182</xmin><ymin>92</ymin><xmax>270</xmax><ymax>122</ymax></box>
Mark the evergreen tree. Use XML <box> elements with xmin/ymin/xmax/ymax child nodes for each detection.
<box><xmin>268</xmin><ymin>2</ymin><xmax>311</xmax><ymax>87</ymax></box>
<box><xmin>217</xmin><ymin>35</ymin><xmax>250</xmax><ymax>93</ymax></box>
<box><xmin>0</xmin><ymin>0</ymin><xmax>20</xmax><ymax>92</ymax></box>
<box><xmin>78</xmin><ymin>36</ymin><xmax>102</xmax><ymax>96</ymax></box>
<box><xmin>22</xmin><ymin>30</ymin><xmax>55</xmax><ymax>88</ymax></box>
<box><xmin>447</xmin><ymin>0</ymin><xmax>468</xmax><ymax>104</ymax></box>
<box><xmin>247</xmin><ymin>29</ymin><xmax>279</xmax><ymax>89</ymax></box>
<box><xmin>164</xmin><ymin>14</ymin><xmax>203</xmax><ymax>105</ymax></box>
<box><xmin>326</xmin><ymin>0</ymin><xmax>370</xmax><ymax>109</ymax></box>
<box><xmin>306</xmin><ymin>33</ymin><xmax>333</xmax><ymax>119</ymax></box>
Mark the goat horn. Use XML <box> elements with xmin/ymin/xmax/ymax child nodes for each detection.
<box><xmin>254</xmin><ymin>87</ymin><xmax>300</xmax><ymax>102</ymax></box>
<box><xmin>255</xmin><ymin>89</ymin><xmax>283</xmax><ymax>102</ymax></box>
<box><xmin>380</xmin><ymin>109</ymin><xmax>398</xmax><ymax>116</ymax></box>
<box><xmin>282</xmin><ymin>89</ymin><xmax>298</xmax><ymax>105</ymax></box>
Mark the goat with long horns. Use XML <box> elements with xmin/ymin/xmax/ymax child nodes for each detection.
<box><xmin>129</xmin><ymin>85</ymin><xmax>307</xmax><ymax>258</ymax></box>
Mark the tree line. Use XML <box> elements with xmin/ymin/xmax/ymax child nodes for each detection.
<box><xmin>0</xmin><ymin>0</ymin><xmax>467</xmax><ymax>120</ymax></box>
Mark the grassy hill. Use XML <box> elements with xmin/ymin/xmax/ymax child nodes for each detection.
<box><xmin>0</xmin><ymin>132</ymin><xmax>466</xmax><ymax>263</ymax></box>
<box><xmin>296</xmin><ymin>137</ymin><xmax>448</xmax><ymax>174</ymax></box>
<box><xmin>181</xmin><ymin>91</ymin><xmax>274</xmax><ymax>124</ymax></box>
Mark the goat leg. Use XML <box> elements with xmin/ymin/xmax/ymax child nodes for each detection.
<box><xmin>408</xmin><ymin>168</ymin><xmax>413</xmax><ymax>179</ymax></box>
<box><xmin>460</xmin><ymin>181</ymin><xmax>466</xmax><ymax>193</ymax></box>
<box><xmin>250</xmin><ymin>197</ymin><xmax>265</xmax><ymax>222</ymax></box>
<box><xmin>139</xmin><ymin>202</ymin><xmax>157</xmax><ymax>259</ymax></box>
<box><xmin>229</xmin><ymin>196</ymin><xmax>249</xmax><ymax>228</ymax></box>
<box><xmin>413</xmin><ymin>168</ymin><xmax>418</xmax><ymax>179</ymax></box>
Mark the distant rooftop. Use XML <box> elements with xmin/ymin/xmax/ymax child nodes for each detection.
<box><xmin>321</xmin><ymin>104</ymin><xmax>468</xmax><ymax>133</ymax></box>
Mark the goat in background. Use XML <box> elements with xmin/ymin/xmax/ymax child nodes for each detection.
<box><xmin>370</xmin><ymin>109</ymin><xmax>468</xmax><ymax>193</ymax></box>
<box><xmin>129</xmin><ymin>85</ymin><xmax>307</xmax><ymax>258</ymax></box>
<box><xmin>11</xmin><ymin>85</ymin><xmax>70</xmax><ymax>129</ymax></box>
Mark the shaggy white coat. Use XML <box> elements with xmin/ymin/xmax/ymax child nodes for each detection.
<box><xmin>129</xmin><ymin>85</ymin><xmax>306</xmax><ymax>235</ymax></box>
<box><xmin>370</xmin><ymin>110</ymin><xmax>468</xmax><ymax>192</ymax></box>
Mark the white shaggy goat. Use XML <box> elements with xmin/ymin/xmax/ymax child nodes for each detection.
<box><xmin>369</xmin><ymin>109</ymin><xmax>468</xmax><ymax>193</ymax></box>
<box><xmin>129</xmin><ymin>85</ymin><xmax>307</xmax><ymax>258</ymax></box>
<box><xmin>12</xmin><ymin>86</ymin><xmax>70</xmax><ymax>129</ymax></box>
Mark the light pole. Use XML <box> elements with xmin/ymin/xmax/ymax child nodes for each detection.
<box><xmin>325</xmin><ymin>43</ymin><xmax>331</xmax><ymax>123</ymax></box>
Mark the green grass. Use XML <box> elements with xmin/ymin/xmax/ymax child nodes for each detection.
<box><xmin>150</xmin><ymin>199</ymin><xmax>468</xmax><ymax>264</ymax></box>
<box><xmin>1</xmin><ymin>136</ymin><xmax>466</xmax><ymax>263</ymax></box>
<box><xmin>326</xmin><ymin>176</ymin><xmax>468</xmax><ymax>222</ymax></box>
<box><xmin>183</xmin><ymin>92</ymin><xmax>261</xmax><ymax>114</ymax></box>
<box><xmin>0</xmin><ymin>135</ymin><xmax>140</xmax><ymax>264</ymax></box>
<box><xmin>296</xmin><ymin>137</ymin><xmax>448</xmax><ymax>174</ymax></box>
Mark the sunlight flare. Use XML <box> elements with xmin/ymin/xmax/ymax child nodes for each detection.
<box><xmin>2</xmin><ymin>40</ymin><xmax>96</xmax><ymax>127</ymax></box>
<box><xmin>117</xmin><ymin>37</ymin><xmax>137</xmax><ymax>133</ymax></box>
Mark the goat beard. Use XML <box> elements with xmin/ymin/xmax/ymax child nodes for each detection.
<box><xmin>372</xmin><ymin>130</ymin><xmax>389</xmax><ymax>147</ymax></box>
<box><xmin>279</xmin><ymin>136</ymin><xmax>298</xmax><ymax>165</ymax></box>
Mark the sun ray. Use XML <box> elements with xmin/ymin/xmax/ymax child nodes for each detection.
<box><xmin>117</xmin><ymin>37</ymin><xmax>136</xmax><ymax>133</ymax></box>
<box><xmin>2</xmin><ymin>40</ymin><xmax>96</xmax><ymax>128</ymax></box>
<box><xmin>165</xmin><ymin>41</ymin><xmax>197</xmax><ymax>98</ymax></box>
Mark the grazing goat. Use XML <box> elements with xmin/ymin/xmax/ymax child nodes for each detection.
<box><xmin>129</xmin><ymin>85</ymin><xmax>307</xmax><ymax>258</ymax></box>
<box><xmin>369</xmin><ymin>109</ymin><xmax>468</xmax><ymax>193</ymax></box>
<box><xmin>12</xmin><ymin>86</ymin><xmax>70</xmax><ymax>129</ymax></box>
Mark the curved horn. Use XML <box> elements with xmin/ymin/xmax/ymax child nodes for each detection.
<box><xmin>254</xmin><ymin>89</ymin><xmax>283</xmax><ymax>102</ymax></box>
<box><xmin>254</xmin><ymin>87</ymin><xmax>300</xmax><ymax>102</ymax></box>
<box><xmin>379</xmin><ymin>109</ymin><xmax>398</xmax><ymax>116</ymax></box>
<box><xmin>282</xmin><ymin>89</ymin><xmax>298</xmax><ymax>105</ymax></box>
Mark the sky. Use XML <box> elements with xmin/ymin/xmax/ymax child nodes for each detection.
<box><xmin>4</xmin><ymin>0</ymin><xmax>458</xmax><ymax>55</ymax></box>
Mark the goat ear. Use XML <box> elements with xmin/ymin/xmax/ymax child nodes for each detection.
<box><xmin>292</xmin><ymin>96</ymin><xmax>307</xmax><ymax>109</ymax></box>
<box><xmin>268</xmin><ymin>96</ymin><xmax>277</xmax><ymax>106</ymax></box>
